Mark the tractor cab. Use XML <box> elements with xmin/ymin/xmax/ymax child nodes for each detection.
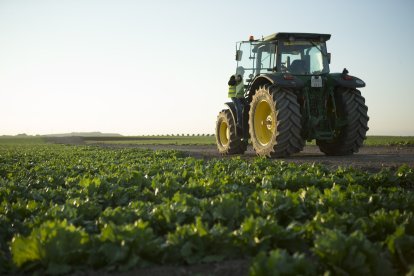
<box><xmin>235</xmin><ymin>33</ymin><xmax>331</xmax><ymax>82</ymax></box>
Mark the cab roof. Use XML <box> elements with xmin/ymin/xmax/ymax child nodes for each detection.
<box><xmin>263</xmin><ymin>32</ymin><xmax>331</xmax><ymax>42</ymax></box>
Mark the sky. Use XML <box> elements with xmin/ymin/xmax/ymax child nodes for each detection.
<box><xmin>0</xmin><ymin>0</ymin><xmax>413</xmax><ymax>136</ymax></box>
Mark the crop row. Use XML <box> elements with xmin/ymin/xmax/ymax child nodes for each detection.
<box><xmin>0</xmin><ymin>144</ymin><xmax>413</xmax><ymax>275</ymax></box>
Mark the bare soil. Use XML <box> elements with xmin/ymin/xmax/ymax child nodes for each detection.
<box><xmin>48</xmin><ymin>136</ymin><xmax>414</xmax><ymax>171</ymax></box>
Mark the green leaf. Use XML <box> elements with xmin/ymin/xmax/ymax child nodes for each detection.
<box><xmin>313</xmin><ymin>229</ymin><xmax>394</xmax><ymax>276</ymax></box>
<box><xmin>11</xmin><ymin>235</ymin><xmax>44</xmax><ymax>267</ymax></box>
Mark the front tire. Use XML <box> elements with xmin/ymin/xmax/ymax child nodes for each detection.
<box><xmin>249</xmin><ymin>86</ymin><xmax>304</xmax><ymax>157</ymax></box>
<box><xmin>215</xmin><ymin>109</ymin><xmax>247</xmax><ymax>155</ymax></box>
<box><xmin>317</xmin><ymin>88</ymin><xmax>369</xmax><ymax>155</ymax></box>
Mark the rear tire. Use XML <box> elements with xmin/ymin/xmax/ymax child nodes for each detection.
<box><xmin>248</xmin><ymin>86</ymin><xmax>304</xmax><ymax>157</ymax></box>
<box><xmin>215</xmin><ymin>109</ymin><xmax>247</xmax><ymax>155</ymax></box>
<box><xmin>317</xmin><ymin>88</ymin><xmax>369</xmax><ymax>156</ymax></box>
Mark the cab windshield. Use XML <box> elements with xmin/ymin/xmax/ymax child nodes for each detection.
<box><xmin>278</xmin><ymin>40</ymin><xmax>329</xmax><ymax>75</ymax></box>
<box><xmin>235</xmin><ymin>39</ymin><xmax>329</xmax><ymax>79</ymax></box>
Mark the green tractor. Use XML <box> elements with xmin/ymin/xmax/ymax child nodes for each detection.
<box><xmin>215</xmin><ymin>33</ymin><xmax>369</xmax><ymax>157</ymax></box>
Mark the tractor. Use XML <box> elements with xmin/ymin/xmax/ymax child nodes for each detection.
<box><xmin>215</xmin><ymin>33</ymin><xmax>369</xmax><ymax>157</ymax></box>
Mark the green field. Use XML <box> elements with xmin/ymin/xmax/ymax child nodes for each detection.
<box><xmin>0</xmin><ymin>143</ymin><xmax>413</xmax><ymax>275</ymax></box>
<box><xmin>1</xmin><ymin>135</ymin><xmax>414</xmax><ymax>146</ymax></box>
<box><xmin>85</xmin><ymin>135</ymin><xmax>414</xmax><ymax>146</ymax></box>
<box><xmin>364</xmin><ymin>136</ymin><xmax>414</xmax><ymax>146</ymax></box>
<box><xmin>0</xmin><ymin>137</ymin><xmax>46</xmax><ymax>144</ymax></box>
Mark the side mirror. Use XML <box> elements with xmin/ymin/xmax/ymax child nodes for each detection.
<box><xmin>327</xmin><ymin>53</ymin><xmax>331</xmax><ymax>64</ymax></box>
<box><xmin>236</xmin><ymin>50</ymin><xmax>243</xmax><ymax>61</ymax></box>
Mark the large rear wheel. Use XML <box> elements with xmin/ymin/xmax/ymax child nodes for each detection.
<box><xmin>317</xmin><ymin>88</ymin><xmax>369</xmax><ymax>155</ymax></box>
<box><xmin>248</xmin><ymin>86</ymin><xmax>304</xmax><ymax>157</ymax></box>
<box><xmin>215</xmin><ymin>109</ymin><xmax>247</xmax><ymax>155</ymax></box>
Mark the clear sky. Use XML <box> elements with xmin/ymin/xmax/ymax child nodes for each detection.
<box><xmin>0</xmin><ymin>0</ymin><xmax>413</xmax><ymax>136</ymax></box>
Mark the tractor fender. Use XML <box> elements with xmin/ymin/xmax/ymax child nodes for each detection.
<box><xmin>224</xmin><ymin>102</ymin><xmax>240</xmax><ymax>136</ymax></box>
<box><xmin>329</xmin><ymin>73</ymin><xmax>366</xmax><ymax>88</ymax></box>
<box><xmin>224</xmin><ymin>102</ymin><xmax>237</xmax><ymax>124</ymax></box>
<box><xmin>247</xmin><ymin>74</ymin><xmax>304</xmax><ymax>100</ymax></box>
<box><xmin>225</xmin><ymin>101</ymin><xmax>251</xmax><ymax>139</ymax></box>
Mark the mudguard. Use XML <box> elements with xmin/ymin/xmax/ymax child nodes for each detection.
<box><xmin>247</xmin><ymin>74</ymin><xmax>305</xmax><ymax>100</ymax></box>
<box><xmin>251</xmin><ymin>74</ymin><xmax>305</xmax><ymax>89</ymax></box>
<box><xmin>224</xmin><ymin>102</ymin><xmax>237</xmax><ymax>126</ymax></box>
<box><xmin>329</xmin><ymin>73</ymin><xmax>366</xmax><ymax>88</ymax></box>
<box><xmin>224</xmin><ymin>102</ymin><xmax>242</xmax><ymax>136</ymax></box>
<box><xmin>262</xmin><ymin>73</ymin><xmax>305</xmax><ymax>88</ymax></box>
<box><xmin>224</xmin><ymin>101</ymin><xmax>249</xmax><ymax>138</ymax></box>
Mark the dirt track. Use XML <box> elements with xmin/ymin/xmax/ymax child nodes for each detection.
<box><xmin>95</xmin><ymin>143</ymin><xmax>414</xmax><ymax>171</ymax></box>
<box><xmin>47</xmin><ymin>137</ymin><xmax>414</xmax><ymax>170</ymax></box>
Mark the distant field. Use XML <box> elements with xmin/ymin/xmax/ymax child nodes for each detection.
<box><xmin>306</xmin><ymin>136</ymin><xmax>414</xmax><ymax>147</ymax></box>
<box><xmin>1</xmin><ymin>135</ymin><xmax>413</xmax><ymax>146</ymax></box>
<box><xmin>82</xmin><ymin>135</ymin><xmax>215</xmax><ymax>145</ymax></box>
<box><xmin>0</xmin><ymin>137</ymin><xmax>46</xmax><ymax>144</ymax></box>
<box><xmin>83</xmin><ymin>135</ymin><xmax>414</xmax><ymax>146</ymax></box>
<box><xmin>364</xmin><ymin>136</ymin><xmax>414</xmax><ymax>146</ymax></box>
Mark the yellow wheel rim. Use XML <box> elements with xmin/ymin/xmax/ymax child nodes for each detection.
<box><xmin>254</xmin><ymin>100</ymin><xmax>276</xmax><ymax>145</ymax></box>
<box><xmin>219</xmin><ymin>120</ymin><xmax>230</xmax><ymax>146</ymax></box>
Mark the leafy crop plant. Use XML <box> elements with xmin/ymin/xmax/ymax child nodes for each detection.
<box><xmin>0</xmin><ymin>144</ymin><xmax>413</xmax><ymax>275</ymax></box>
